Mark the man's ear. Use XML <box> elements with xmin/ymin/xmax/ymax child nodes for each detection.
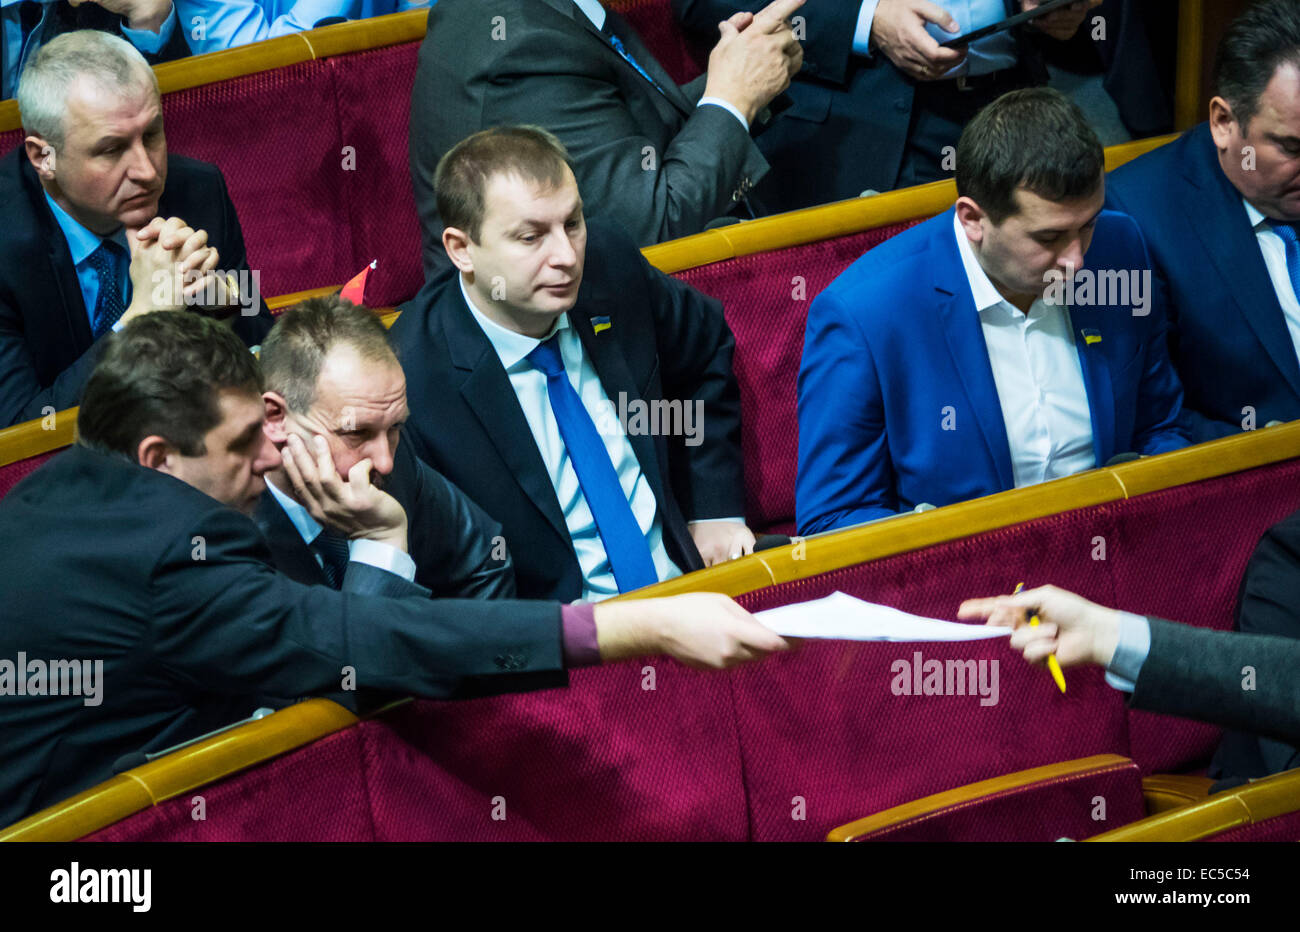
<box><xmin>23</xmin><ymin>135</ymin><xmax>56</xmax><ymax>180</ymax></box>
<box><xmin>954</xmin><ymin>196</ymin><xmax>986</xmax><ymax>244</ymax></box>
<box><xmin>442</xmin><ymin>226</ymin><xmax>475</xmax><ymax>275</ymax></box>
<box><xmin>1208</xmin><ymin>96</ymin><xmax>1238</xmax><ymax>153</ymax></box>
<box><xmin>262</xmin><ymin>391</ymin><xmax>291</xmax><ymax>444</ymax></box>
<box><xmin>136</xmin><ymin>435</ymin><xmax>175</xmax><ymax>472</ymax></box>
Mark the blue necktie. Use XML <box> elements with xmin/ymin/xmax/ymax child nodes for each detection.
<box><xmin>527</xmin><ymin>334</ymin><xmax>659</xmax><ymax>593</ymax></box>
<box><xmin>311</xmin><ymin>529</ymin><xmax>351</xmax><ymax>589</ymax></box>
<box><xmin>606</xmin><ymin>31</ymin><xmax>668</xmax><ymax>98</ymax></box>
<box><xmin>87</xmin><ymin>240</ymin><xmax>126</xmax><ymax>340</ymax></box>
<box><xmin>1269</xmin><ymin>220</ymin><xmax>1300</xmax><ymax>302</ymax></box>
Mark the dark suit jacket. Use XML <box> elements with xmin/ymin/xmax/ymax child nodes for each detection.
<box><xmin>796</xmin><ymin>208</ymin><xmax>1189</xmax><ymax>534</ymax></box>
<box><xmin>408</xmin><ymin>0</ymin><xmax>768</xmax><ymax>277</ymax></box>
<box><xmin>1</xmin><ymin>0</ymin><xmax>191</xmax><ymax>100</ymax></box>
<box><xmin>255</xmin><ymin>437</ymin><xmax>516</xmax><ymax>599</ymax></box>
<box><xmin>0</xmin><ymin>148</ymin><xmax>273</xmax><ymax>428</ymax></box>
<box><xmin>1106</xmin><ymin>123</ymin><xmax>1300</xmax><ymax>443</ymax></box>
<box><xmin>0</xmin><ymin>444</ymin><xmax>565</xmax><ymax>826</ymax></box>
<box><xmin>1133</xmin><ymin>617</ymin><xmax>1300</xmax><ymax>752</ymax></box>
<box><xmin>673</xmin><ymin>0</ymin><xmax>1049</xmax><ymax>212</ymax></box>
<box><xmin>1209</xmin><ymin>507</ymin><xmax>1300</xmax><ymax>780</ymax></box>
<box><xmin>390</xmin><ymin>220</ymin><xmax>744</xmax><ymax>601</ymax></box>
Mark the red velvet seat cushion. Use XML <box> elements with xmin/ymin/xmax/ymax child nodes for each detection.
<box><xmin>0</xmin><ymin>450</ymin><xmax>57</xmax><ymax>499</ymax></box>
<box><xmin>673</xmin><ymin>219</ymin><xmax>925</xmax><ymax>532</ymax></box>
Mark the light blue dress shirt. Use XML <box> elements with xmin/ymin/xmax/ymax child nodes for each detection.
<box><xmin>2</xmin><ymin>0</ymin><xmax>178</xmax><ymax>99</ymax></box>
<box><xmin>852</xmin><ymin>0</ymin><xmax>1018</xmax><ymax>77</ymax></box>
<box><xmin>572</xmin><ymin>0</ymin><xmax>749</xmax><ymax>131</ymax></box>
<box><xmin>1104</xmin><ymin>611</ymin><xmax>1152</xmax><ymax>693</ymax></box>
<box><xmin>173</xmin><ymin>0</ymin><xmax>428</xmax><ymax>55</ymax></box>
<box><xmin>42</xmin><ymin>191</ymin><xmax>132</xmax><ymax>333</ymax></box>
<box><xmin>459</xmin><ymin>276</ymin><xmax>682</xmax><ymax>602</ymax></box>
<box><xmin>264</xmin><ymin>474</ymin><xmax>417</xmax><ymax>581</ymax></box>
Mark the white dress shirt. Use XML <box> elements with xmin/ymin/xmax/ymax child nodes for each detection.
<box><xmin>460</xmin><ymin>277</ymin><xmax>682</xmax><ymax>602</ymax></box>
<box><xmin>953</xmin><ymin>213</ymin><xmax>1096</xmax><ymax>487</ymax></box>
<box><xmin>1241</xmin><ymin>198</ymin><xmax>1300</xmax><ymax>376</ymax></box>
<box><xmin>264</xmin><ymin>474</ymin><xmax>417</xmax><ymax>581</ymax></box>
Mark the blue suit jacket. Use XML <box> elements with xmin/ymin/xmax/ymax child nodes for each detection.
<box><xmin>796</xmin><ymin>208</ymin><xmax>1189</xmax><ymax>535</ymax></box>
<box><xmin>1106</xmin><ymin>123</ymin><xmax>1300</xmax><ymax>442</ymax></box>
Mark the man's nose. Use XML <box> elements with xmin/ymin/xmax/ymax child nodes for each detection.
<box><xmin>1058</xmin><ymin>238</ymin><xmax>1086</xmax><ymax>275</ymax></box>
<box><xmin>126</xmin><ymin>140</ymin><xmax>158</xmax><ymax>182</ymax></box>
<box><xmin>547</xmin><ymin>229</ymin><xmax>578</xmax><ymax>268</ymax></box>
<box><xmin>365</xmin><ymin>435</ymin><xmax>394</xmax><ymax>476</ymax></box>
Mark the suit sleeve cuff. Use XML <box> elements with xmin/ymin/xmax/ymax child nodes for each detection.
<box><xmin>121</xmin><ymin>4</ymin><xmax>178</xmax><ymax>49</ymax></box>
<box><xmin>348</xmin><ymin>538</ymin><xmax>417</xmax><ymax>582</ymax></box>
<box><xmin>561</xmin><ymin>602</ymin><xmax>601</xmax><ymax>668</ymax></box>
<box><xmin>1104</xmin><ymin>611</ymin><xmax>1151</xmax><ymax>693</ymax></box>
<box><xmin>852</xmin><ymin>0</ymin><xmax>880</xmax><ymax>56</ymax></box>
<box><xmin>697</xmin><ymin>97</ymin><xmax>750</xmax><ymax>133</ymax></box>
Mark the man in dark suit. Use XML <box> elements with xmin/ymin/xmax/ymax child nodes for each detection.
<box><xmin>0</xmin><ymin>311</ymin><xmax>787</xmax><ymax>826</ymax></box>
<box><xmin>408</xmin><ymin>0</ymin><xmax>803</xmax><ymax>277</ymax></box>
<box><xmin>2</xmin><ymin>0</ymin><xmax>190</xmax><ymax>99</ymax></box>
<box><xmin>674</xmin><ymin>0</ymin><xmax>1101</xmax><ymax>212</ymax></box>
<box><xmin>257</xmin><ymin>296</ymin><xmax>514</xmax><ymax>599</ymax></box>
<box><xmin>961</xmin><ymin>584</ymin><xmax>1300</xmax><ymax>751</ymax></box>
<box><xmin>1106</xmin><ymin>0</ymin><xmax>1300</xmax><ymax>443</ymax></box>
<box><xmin>1210</xmin><ymin>507</ymin><xmax>1300</xmax><ymax>781</ymax></box>
<box><xmin>796</xmin><ymin>88</ymin><xmax>1188</xmax><ymax>534</ymax></box>
<box><xmin>392</xmin><ymin>126</ymin><xmax>757</xmax><ymax>602</ymax></box>
<box><xmin>0</xmin><ymin>30</ymin><xmax>271</xmax><ymax>428</ymax></box>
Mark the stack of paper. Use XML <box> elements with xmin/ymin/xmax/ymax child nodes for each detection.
<box><xmin>756</xmin><ymin>591</ymin><xmax>1011</xmax><ymax>642</ymax></box>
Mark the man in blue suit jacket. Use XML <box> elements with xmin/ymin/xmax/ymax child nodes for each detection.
<box><xmin>797</xmin><ymin>88</ymin><xmax>1187</xmax><ymax>534</ymax></box>
<box><xmin>1106</xmin><ymin>0</ymin><xmax>1300</xmax><ymax>443</ymax></box>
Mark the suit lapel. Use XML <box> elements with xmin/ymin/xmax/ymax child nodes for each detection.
<box><xmin>20</xmin><ymin>156</ymin><xmax>94</xmax><ymax>353</ymax></box>
<box><xmin>1183</xmin><ymin>130</ymin><xmax>1300</xmax><ymax>400</ymax></box>
<box><xmin>569</xmin><ymin>292</ymin><xmax>671</xmax><ymax>513</ymax></box>
<box><xmin>440</xmin><ymin>289</ymin><xmax>572</xmax><ymax>546</ymax></box>
<box><xmin>933</xmin><ymin>221</ymin><xmax>1015</xmax><ymax>490</ymax></box>
<box><xmin>253</xmin><ymin>490</ymin><xmax>329</xmax><ymax>586</ymax></box>
<box><xmin>1068</xmin><ymin>307</ymin><xmax>1116</xmax><ymax>467</ymax></box>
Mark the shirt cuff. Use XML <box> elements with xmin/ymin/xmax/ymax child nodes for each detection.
<box><xmin>347</xmin><ymin>538</ymin><xmax>417</xmax><ymax>582</ymax></box>
<box><xmin>852</xmin><ymin>0</ymin><xmax>881</xmax><ymax>56</ymax></box>
<box><xmin>121</xmin><ymin>4</ymin><xmax>177</xmax><ymax>51</ymax></box>
<box><xmin>1104</xmin><ymin>611</ymin><xmax>1151</xmax><ymax>693</ymax></box>
<box><xmin>560</xmin><ymin>602</ymin><xmax>601</xmax><ymax>668</ymax></box>
<box><xmin>697</xmin><ymin>97</ymin><xmax>750</xmax><ymax>133</ymax></box>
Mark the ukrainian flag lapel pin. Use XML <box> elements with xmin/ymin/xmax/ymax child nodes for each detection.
<box><xmin>591</xmin><ymin>315</ymin><xmax>612</xmax><ymax>335</ymax></box>
<box><xmin>1081</xmin><ymin>328</ymin><xmax>1103</xmax><ymax>346</ymax></box>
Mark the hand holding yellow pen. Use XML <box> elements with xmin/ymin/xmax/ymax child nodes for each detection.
<box><xmin>1013</xmin><ymin>582</ymin><xmax>1067</xmax><ymax>694</ymax></box>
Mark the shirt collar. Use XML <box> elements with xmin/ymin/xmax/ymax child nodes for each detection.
<box><xmin>571</xmin><ymin>0</ymin><xmax>606</xmax><ymax>31</ymax></box>
<box><xmin>265</xmin><ymin>474</ymin><xmax>322</xmax><ymax>546</ymax></box>
<box><xmin>952</xmin><ymin>211</ymin><xmax>1011</xmax><ymax>314</ymax></box>
<box><xmin>42</xmin><ymin>191</ymin><xmax>128</xmax><ymax>267</ymax></box>
<box><xmin>458</xmin><ymin>273</ymin><xmax>569</xmax><ymax>370</ymax></box>
<box><xmin>1243</xmin><ymin>197</ymin><xmax>1268</xmax><ymax>231</ymax></box>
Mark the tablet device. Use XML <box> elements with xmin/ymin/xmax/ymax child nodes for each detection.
<box><xmin>939</xmin><ymin>0</ymin><xmax>1081</xmax><ymax>48</ymax></box>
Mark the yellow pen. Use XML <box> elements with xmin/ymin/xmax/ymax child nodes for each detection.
<box><xmin>1013</xmin><ymin>582</ymin><xmax>1067</xmax><ymax>694</ymax></box>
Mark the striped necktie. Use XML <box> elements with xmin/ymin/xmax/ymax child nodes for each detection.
<box><xmin>311</xmin><ymin>529</ymin><xmax>351</xmax><ymax>589</ymax></box>
<box><xmin>87</xmin><ymin>240</ymin><xmax>126</xmax><ymax>339</ymax></box>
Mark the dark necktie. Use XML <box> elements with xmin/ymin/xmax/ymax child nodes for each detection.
<box><xmin>310</xmin><ymin>529</ymin><xmax>351</xmax><ymax>589</ymax></box>
<box><xmin>1268</xmin><ymin>220</ymin><xmax>1300</xmax><ymax>303</ymax></box>
<box><xmin>527</xmin><ymin>334</ymin><xmax>659</xmax><ymax>593</ymax></box>
<box><xmin>87</xmin><ymin>239</ymin><xmax>126</xmax><ymax>339</ymax></box>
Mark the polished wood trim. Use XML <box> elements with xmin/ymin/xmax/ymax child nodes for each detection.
<box><xmin>0</xmin><ymin>407</ymin><xmax>76</xmax><ymax>464</ymax></box>
<box><xmin>1142</xmin><ymin>774</ymin><xmax>1215</xmax><ymax>815</ymax></box>
<box><xmin>1089</xmin><ymin>766</ymin><xmax>1300</xmax><ymax>841</ymax></box>
<box><xmin>826</xmin><ymin>755</ymin><xmax>1135</xmax><ymax>841</ymax></box>
<box><xmin>265</xmin><ymin>285</ymin><xmax>347</xmax><ymax>310</ymax></box>
<box><xmin>0</xmin><ymin>698</ymin><xmax>356</xmax><ymax>842</ymax></box>
<box><xmin>1175</xmin><ymin>0</ymin><xmax>1204</xmax><ymax>131</ymax></box>
<box><xmin>614</xmin><ymin>422</ymin><xmax>1300</xmax><ymax>601</ymax></box>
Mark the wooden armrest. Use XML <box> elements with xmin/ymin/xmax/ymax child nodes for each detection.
<box><xmin>1141</xmin><ymin>773</ymin><xmax>1215</xmax><ymax>815</ymax></box>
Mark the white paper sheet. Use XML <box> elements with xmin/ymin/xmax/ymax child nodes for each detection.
<box><xmin>755</xmin><ymin>591</ymin><xmax>1012</xmax><ymax>642</ymax></box>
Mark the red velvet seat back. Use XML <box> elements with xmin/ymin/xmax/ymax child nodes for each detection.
<box><xmin>612</xmin><ymin>0</ymin><xmax>707</xmax><ymax>85</ymax></box>
<box><xmin>846</xmin><ymin>758</ymin><xmax>1145</xmax><ymax>842</ymax></box>
<box><xmin>674</xmin><ymin>220</ymin><xmax>924</xmax><ymax>533</ymax></box>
